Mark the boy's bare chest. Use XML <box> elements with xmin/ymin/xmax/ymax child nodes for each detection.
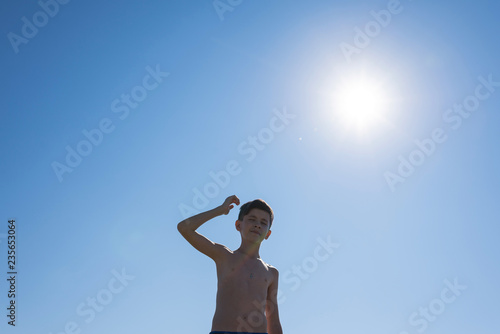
<box><xmin>218</xmin><ymin>255</ymin><xmax>272</xmax><ymax>288</ymax></box>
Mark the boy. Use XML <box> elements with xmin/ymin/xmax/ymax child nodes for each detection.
<box><xmin>177</xmin><ymin>195</ymin><xmax>283</xmax><ymax>334</ymax></box>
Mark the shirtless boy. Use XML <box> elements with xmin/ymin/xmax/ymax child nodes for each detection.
<box><xmin>177</xmin><ymin>195</ymin><xmax>283</xmax><ymax>334</ymax></box>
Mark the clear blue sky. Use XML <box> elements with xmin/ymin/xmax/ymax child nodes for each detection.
<box><xmin>1</xmin><ymin>0</ymin><xmax>499</xmax><ymax>333</ymax></box>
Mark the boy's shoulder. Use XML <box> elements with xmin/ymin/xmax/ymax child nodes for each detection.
<box><xmin>261</xmin><ymin>259</ymin><xmax>279</xmax><ymax>274</ymax></box>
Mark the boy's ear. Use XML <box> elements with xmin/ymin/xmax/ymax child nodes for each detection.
<box><xmin>264</xmin><ymin>229</ymin><xmax>272</xmax><ymax>240</ymax></box>
<box><xmin>235</xmin><ymin>220</ymin><xmax>241</xmax><ymax>231</ymax></box>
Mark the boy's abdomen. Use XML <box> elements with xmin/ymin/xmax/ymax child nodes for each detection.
<box><xmin>211</xmin><ymin>307</ymin><xmax>268</xmax><ymax>333</ymax></box>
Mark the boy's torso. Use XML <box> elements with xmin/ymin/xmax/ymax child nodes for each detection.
<box><xmin>211</xmin><ymin>251</ymin><xmax>275</xmax><ymax>332</ymax></box>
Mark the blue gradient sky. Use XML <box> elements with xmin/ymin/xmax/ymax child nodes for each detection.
<box><xmin>1</xmin><ymin>0</ymin><xmax>499</xmax><ymax>333</ymax></box>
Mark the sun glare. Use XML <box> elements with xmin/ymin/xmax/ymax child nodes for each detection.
<box><xmin>331</xmin><ymin>75</ymin><xmax>391</xmax><ymax>133</ymax></box>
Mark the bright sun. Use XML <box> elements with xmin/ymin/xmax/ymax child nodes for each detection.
<box><xmin>332</xmin><ymin>75</ymin><xmax>390</xmax><ymax>132</ymax></box>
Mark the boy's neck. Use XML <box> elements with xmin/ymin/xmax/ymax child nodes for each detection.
<box><xmin>236</xmin><ymin>242</ymin><xmax>261</xmax><ymax>259</ymax></box>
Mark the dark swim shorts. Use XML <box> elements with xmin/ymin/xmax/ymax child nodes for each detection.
<box><xmin>209</xmin><ymin>332</ymin><xmax>268</xmax><ymax>334</ymax></box>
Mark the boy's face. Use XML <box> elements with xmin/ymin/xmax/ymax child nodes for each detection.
<box><xmin>235</xmin><ymin>208</ymin><xmax>272</xmax><ymax>242</ymax></box>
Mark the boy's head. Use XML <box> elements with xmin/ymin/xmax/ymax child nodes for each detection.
<box><xmin>235</xmin><ymin>199</ymin><xmax>274</xmax><ymax>241</ymax></box>
<box><xmin>238</xmin><ymin>199</ymin><xmax>274</xmax><ymax>227</ymax></box>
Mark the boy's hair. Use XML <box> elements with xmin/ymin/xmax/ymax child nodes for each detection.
<box><xmin>238</xmin><ymin>199</ymin><xmax>274</xmax><ymax>228</ymax></box>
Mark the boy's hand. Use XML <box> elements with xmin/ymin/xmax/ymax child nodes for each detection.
<box><xmin>219</xmin><ymin>195</ymin><xmax>240</xmax><ymax>215</ymax></box>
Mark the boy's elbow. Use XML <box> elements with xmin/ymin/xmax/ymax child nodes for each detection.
<box><xmin>177</xmin><ymin>222</ymin><xmax>187</xmax><ymax>234</ymax></box>
<box><xmin>268</xmin><ymin>323</ymin><xmax>283</xmax><ymax>334</ymax></box>
<box><xmin>177</xmin><ymin>222</ymin><xmax>194</xmax><ymax>236</ymax></box>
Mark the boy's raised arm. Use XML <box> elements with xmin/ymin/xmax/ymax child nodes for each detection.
<box><xmin>177</xmin><ymin>195</ymin><xmax>240</xmax><ymax>261</ymax></box>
